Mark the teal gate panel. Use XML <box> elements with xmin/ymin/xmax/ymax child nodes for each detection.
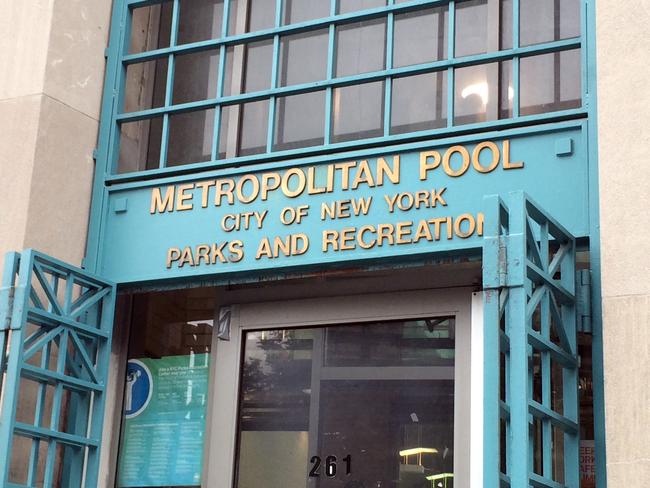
<box><xmin>0</xmin><ymin>250</ymin><xmax>116</xmax><ymax>488</ymax></box>
<box><xmin>483</xmin><ymin>192</ymin><xmax>579</xmax><ymax>488</ymax></box>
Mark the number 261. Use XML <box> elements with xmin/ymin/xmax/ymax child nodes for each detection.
<box><xmin>309</xmin><ymin>455</ymin><xmax>352</xmax><ymax>477</ymax></box>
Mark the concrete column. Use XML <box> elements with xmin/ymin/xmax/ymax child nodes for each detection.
<box><xmin>0</xmin><ymin>0</ymin><xmax>113</xmax><ymax>484</ymax></box>
<box><xmin>596</xmin><ymin>1</ymin><xmax>650</xmax><ymax>485</ymax></box>
<box><xmin>0</xmin><ymin>0</ymin><xmax>113</xmax><ymax>270</ymax></box>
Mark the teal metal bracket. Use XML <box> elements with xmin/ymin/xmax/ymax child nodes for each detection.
<box><xmin>0</xmin><ymin>250</ymin><xmax>116</xmax><ymax>488</ymax></box>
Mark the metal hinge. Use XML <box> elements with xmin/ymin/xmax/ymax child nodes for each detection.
<box><xmin>576</xmin><ymin>269</ymin><xmax>592</xmax><ymax>333</ymax></box>
<box><xmin>217</xmin><ymin>307</ymin><xmax>231</xmax><ymax>341</ymax></box>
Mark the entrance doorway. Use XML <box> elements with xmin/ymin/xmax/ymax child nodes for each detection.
<box><xmin>207</xmin><ymin>289</ymin><xmax>474</xmax><ymax>488</ymax></box>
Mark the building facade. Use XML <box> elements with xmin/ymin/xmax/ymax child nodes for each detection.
<box><xmin>0</xmin><ymin>0</ymin><xmax>648</xmax><ymax>487</ymax></box>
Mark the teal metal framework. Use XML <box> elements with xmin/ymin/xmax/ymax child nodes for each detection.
<box><xmin>0</xmin><ymin>251</ymin><xmax>115</xmax><ymax>487</ymax></box>
<box><xmin>77</xmin><ymin>0</ymin><xmax>607</xmax><ymax>485</ymax></box>
<box><xmin>483</xmin><ymin>192</ymin><xmax>579</xmax><ymax>488</ymax></box>
<box><xmin>104</xmin><ymin>0</ymin><xmax>586</xmax><ymax>180</ymax></box>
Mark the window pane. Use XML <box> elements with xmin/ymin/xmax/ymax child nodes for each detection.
<box><xmin>455</xmin><ymin>0</ymin><xmax>509</xmax><ymax>57</ymax></box>
<box><xmin>500</xmin><ymin>59</ymin><xmax>513</xmax><ymax>119</ymax></box>
<box><xmin>167</xmin><ymin>108</ymin><xmax>215</xmax><ymax>166</ymax></box>
<box><xmin>229</xmin><ymin>0</ymin><xmax>275</xmax><ymax>34</ymax></box>
<box><xmin>129</xmin><ymin>2</ymin><xmax>173</xmax><ymax>53</ymax></box>
<box><xmin>520</xmin><ymin>0</ymin><xmax>580</xmax><ymax>47</ymax></box>
<box><xmin>391</xmin><ymin>72</ymin><xmax>447</xmax><ymax>134</ymax></box>
<box><xmin>338</xmin><ymin>0</ymin><xmax>386</xmax><ymax>14</ymax></box>
<box><xmin>234</xmin><ymin>320</ymin><xmax>455</xmax><ymax>488</ymax></box>
<box><xmin>274</xmin><ymin>91</ymin><xmax>326</xmax><ymax>151</ymax></box>
<box><xmin>118</xmin><ymin>117</ymin><xmax>163</xmax><ymax>173</ymax></box>
<box><xmin>283</xmin><ymin>0</ymin><xmax>330</xmax><ymax>25</ymax></box>
<box><xmin>454</xmin><ymin>61</ymin><xmax>512</xmax><ymax>125</ymax></box>
<box><xmin>336</xmin><ymin>18</ymin><xmax>386</xmax><ymax>77</ymax></box>
<box><xmin>501</xmin><ymin>0</ymin><xmax>513</xmax><ymax>50</ymax></box>
<box><xmin>331</xmin><ymin>81</ymin><xmax>384</xmax><ymax>143</ymax></box>
<box><xmin>239</xmin><ymin>99</ymin><xmax>269</xmax><ymax>156</ymax></box>
<box><xmin>124</xmin><ymin>58</ymin><xmax>168</xmax><ymax>113</ymax></box>
<box><xmin>520</xmin><ymin>49</ymin><xmax>581</xmax><ymax>116</ymax></box>
<box><xmin>173</xmin><ymin>49</ymin><xmax>219</xmax><ymax>105</ymax></box>
<box><xmin>116</xmin><ymin>290</ymin><xmax>214</xmax><ymax>487</ymax></box>
<box><xmin>177</xmin><ymin>0</ymin><xmax>223</xmax><ymax>45</ymax></box>
<box><xmin>455</xmin><ymin>0</ymin><xmax>488</xmax><ymax>57</ymax></box>
<box><xmin>279</xmin><ymin>29</ymin><xmax>329</xmax><ymax>86</ymax></box>
<box><xmin>394</xmin><ymin>7</ymin><xmax>447</xmax><ymax>68</ymax></box>
<box><xmin>243</xmin><ymin>39</ymin><xmax>274</xmax><ymax>93</ymax></box>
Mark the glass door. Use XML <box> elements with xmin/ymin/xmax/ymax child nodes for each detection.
<box><xmin>206</xmin><ymin>289</ymin><xmax>473</xmax><ymax>488</ymax></box>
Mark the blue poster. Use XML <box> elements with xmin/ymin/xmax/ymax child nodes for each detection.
<box><xmin>117</xmin><ymin>354</ymin><xmax>210</xmax><ymax>487</ymax></box>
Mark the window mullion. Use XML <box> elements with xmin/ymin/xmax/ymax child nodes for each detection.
<box><xmin>447</xmin><ymin>0</ymin><xmax>456</xmax><ymax>128</ymax></box>
<box><xmin>159</xmin><ymin>0</ymin><xmax>180</xmax><ymax>169</ymax></box>
<box><xmin>324</xmin><ymin>0</ymin><xmax>337</xmax><ymax>145</ymax></box>
<box><xmin>383</xmin><ymin>5</ymin><xmax>394</xmax><ymax>137</ymax></box>
<box><xmin>513</xmin><ymin>0</ymin><xmax>520</xmax><ymax>117</ymax></box>
<box><xmin>266</xmin><ymin>0</ymin><xmax>283</xmax><ymax>153</ymax></box>
<box><xmin>211</xmin><ymin>0</ymin><xmax>232</xmax><ymax>161</ymax></box>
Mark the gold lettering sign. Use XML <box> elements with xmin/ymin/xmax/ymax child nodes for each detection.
<box><xmin>152</xmin><ymin>139</ymin><xmax>523</xmax><ymax>270</ymax></box>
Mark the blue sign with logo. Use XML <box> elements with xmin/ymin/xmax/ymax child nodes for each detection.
<box><xmin>124</xmin><ymin>359</ymin><xmax>152</xmax><ymax>419</ymax></box>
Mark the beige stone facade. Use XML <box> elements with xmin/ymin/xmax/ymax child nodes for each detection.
<box><xmin>596</xmin><ymin>0</ymin><xmax>650</xmax><ymax>484</ymax></box>
<box><xmin>0</xmin><ymin>0</ymin><xmax>112</xmax><ymax>270</ymax></box>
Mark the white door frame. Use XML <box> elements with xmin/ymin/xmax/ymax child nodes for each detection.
<box><xmin>204</xmin><ymin>287</ymin><xmax>480</xmax><ymax>488</ymax></box>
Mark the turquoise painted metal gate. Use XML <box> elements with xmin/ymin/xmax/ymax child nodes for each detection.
<box><xmin>0</xmin><ymin>250</ymin><xmax>115</xmax><ymax>488</ymax></box>
<box><xmin>483</xmin><ymin>191</ymin><xmax>580</xmax><ymax>488</ymax></box>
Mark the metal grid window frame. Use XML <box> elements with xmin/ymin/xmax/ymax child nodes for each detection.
<box><xmin>105</xmin><ymin>0</ymin><xmax>587</xmax><ymax>181</ymax></box>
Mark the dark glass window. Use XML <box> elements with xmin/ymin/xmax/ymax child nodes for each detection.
<box><xmin>115</xmin><ymin>289</ymin><xmax>215</xmax><ymax>488</ymax></box>
<box><xmin>335</xmin><ymin>18</ymin><xmax>386</xmax><ymax>77</ymax></box>
<box><xmin>391</xmin><ymin>72</ymin><xmax>447</xmax><ymax>134</ymax></box>
<box><xmin>234</xmin><ymin>318</ymin><xmax>455</xmax><ymax>488</ymax></box>
<box><xmin>116</xmin><ymin>0</ymin><xmax>585</xmax><ymax>174</ymax></box>
<box><xmin>279</xmin><ymin>30</ymin><xmax>329</xmax><ymax>86</ymax></box>
<box><xmin>177</xmin><ymin>0</ymin><xmax>224</xmax><ymax>45</ymax></box>
<box><xmin>173</xmin><ymin>49</ymin><xmax>219</xmax><ymax>104</ymax></box>
<box><xmin>520</xmin><ymin>0</ymin><xmax>580</xmax><ymax>46</ymax></box>
<box><xmin>274</xmin><ymin>91</ymin><xmax>326</xmax><ymax>151</ymax></box>
<box><xmin>520</xmin><ymin>49</ymin><xmax>581</xmax><ymax>116</ymax></box>
<box><xmin>167</xmin><ymin>108</ymin><xmax>215</xmax><ymax>165</ymax></box>
<box><xmin>394</xmin><ymin>7</ymin><xmax>448</xmax><ymax>68</ymax></box>
<box><xmin>331</xmin><ymin>81</ymin><xmax>385</xmax><ymax>143</ymax></box>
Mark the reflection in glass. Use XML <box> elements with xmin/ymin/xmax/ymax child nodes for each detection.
<box><xmin>235</xmin><ymin>319</ymin><xmax>456</xmax><ymax>488</ymax></box>
<box><xmin>336</xmin><ymin>18</ymin><xmax>386</xmax><ymax>77</ymax></box>
<box><xmin>500</xmin><ymin>0</ymin><xmax>513</xmax><ymax>50</ymax></box>
<box><xmin>274</xmin><ymin>91</ymin><xmax>326</xmax><ymax>151</ymax></box>
<box><xmin>118</xmin><ymin>117</ymin><xmax>163</xmax><ymax>173</ymax></box>
<box><xmin>338</xmin><ymin>0</ymin><xmax>386</xmax><ymax>14</ymax></box>
<box><xmin>242</xmin><ymin>39</ymin><xmax>274</xmax><ymax>93</ymax></box>
<box><xmin>454</xmin><ymin>61</ymin><xmax>512</xmax><ymax>125</ymax></box>
<box><xmin>173</xmin><ymin>49</ymin><xmax>219</xmax><ymax>104</ymax></box>
<box><xmin>391</xmin><ymin>72</ymin><xmax>447</xmax><ymax>134</ymax></box>
<box><xmin>115</xmin><ymin>289</ymin><xmax>215</xmax><ymax>488</ymax></box>
<box><xmin>167</xmin><ymin>108</ymin><xmax>215</xmax><ymax>166</ymax></box>
<box><xmin>129</xmin><ymin>2</ymin><xmax>173</xmax><ymax>54</ymax></box>
<box><xmin>227</xmin><ymin>0</ymin><xmax>276</xmax><ymax>35</ymax></box>
<box><xmin>239</xmin><ymin>99</ymin><xmax>269</xmax><ymax>156</ymax></box>
<box><xmin>280</xmin><ymin>30</ymin><xmax>329</xmax><ymax>86</ymax></box>
<box><xmin>283</xmin><ymin>0</ymin><xmax>330</xmax><ymax>25</ymax></box>
<box><xmin>218</xmin><ymin>101</ymin><xmax>270</xmax><ymax>159</ymax></box>
<box><xmin>455</xmin><ymin>0</ymin><xmax>488</xmax><ymax>57</ymax></box>
<box><xmin>520</xmin><ymin>0</ymin><xmax>580</xmax><ymax>47</ymax></box>
<box><xmin>177</xmin><ymin>0</ymin><xmax>223</xmax><ymax>45</ymax></box>
<box><xmin>394</xmin><ymin>7</ymin><xmax>447</xmax><ymax>68</ymax></box>
<box><xmin>331</xmin><ymin>81</ymin><xmax>384</xmax><ymax>143</ymax></box>
<box><xmin>124</xmin><ymin>58</ymin><xmax>168</xmax><ymax>113</ymax></box>
<box><xmin>520</xmin><ymin>50</ymin><xmax>581</xmax><ymax>116</ymax></box>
